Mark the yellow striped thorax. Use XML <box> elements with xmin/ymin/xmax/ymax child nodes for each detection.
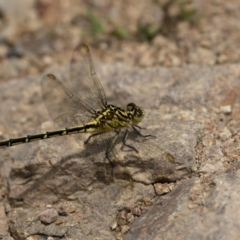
<box><xmin>94</xmin><ymin>103</ymin><xmax>145</xmax><ymax>131</ymax></box>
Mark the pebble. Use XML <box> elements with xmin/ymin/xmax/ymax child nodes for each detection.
<box><xmin>154</xmin><ymin>183</ymin><xmax>172</xmax><ymax>195</ymax></box>
<box><xmin>117</xmin><ymin>209</ymin><xmax>129</xmax><ymax>226</ymax></box>
<box><xmin>39</xmin><ymin>208</ymin><xmax>58</xmax><ymax>224</ymax></box>
<box><xmin>132</xmin><ymin>206</ymin><xmax>141</xmax><ymax>216</ymax></box>
<box><xmin>110</xmin><ymin>220</ymin><xmax>118</xmax><ymax>230</ymax></box>
<box><xmin>219</xmin><ymin>128</ymin><xmax>232</xmax><ymax>141</ymax></box>
<box><xmin>219</xmin><ymin>105</ymin><xmax>232</xmax><ymax>114</ymax></box>
<box><xmin>121</xmin><ymin>225</ymin><xmax>130</xmax><ymax>234</ymax></box>
<box><xmin>202</xmin><ymin>134</ymin><xmax>215</xmax><ymax>146</ymax></box>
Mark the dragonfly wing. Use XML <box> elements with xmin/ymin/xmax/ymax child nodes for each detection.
<box><xmin>69</xmin><ymin>43</ymin><xmax>107</xmax><ymax>110</ymax></box>
<box><xmin>41</xmin><ymin>74</ymin><xmax>95</xmax><ymax>128</ymax></box>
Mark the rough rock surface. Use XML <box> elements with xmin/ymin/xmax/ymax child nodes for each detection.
<box><xmin>126</xmin><ymin>173</ymin><xmax>240</xmax><ymax>240</ymax></box>
<box><xmin>1</xmin><ymin>63</ymin><xmax>240</xmax><ymax>239</ymax></box>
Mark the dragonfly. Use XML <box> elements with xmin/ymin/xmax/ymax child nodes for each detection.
<box><xmin>0</xmin><ymin>44</ymin><xmax>152</xmax><ymax>166</ymax></box>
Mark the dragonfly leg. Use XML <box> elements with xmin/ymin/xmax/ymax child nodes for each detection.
<box><xmin>84</xmin><ymin>132</ymin><xmax>103</xmax><ymax>144</ymax></box>
<box><xmin>104</xmin><ymin>130</ymin><xmax>122</xmax><ymax>174</ymax></box>
<box><xmin>132</xmin><ymin>125</ymin><xmax>156</xmax><ymax>139</ymax></box>
<box><xmin>123</xmin><ymin>130</ymin><xmax>138</xmax><ymax>153</ymax></box>
<box><xmin>133</xmin><ymin>124</ymin><xmax>146</xmax><ymax>130</ymax></box>
<box><xmin>105</xmin><ymin>130</ymin><xmax>119</xmax><ymax>163</ymax></box>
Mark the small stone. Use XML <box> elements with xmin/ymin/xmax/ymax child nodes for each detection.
<box><xmin>219</xmin><ymin>128</ymin><xmax>232</xmax><ymax>141</ymax></box>
<box><xmin>58</xmin><ymin>210</ymin><xmax>67</xmax><ymax>216</ymax></box>
<box><xmin>142</xmin><ymin>196</ymin><xmax>152</xmax><ymax>206</ymax></box>
<box><xmin>115</xmin><ymin>232</ymin><xmax>123</xmax><ymax>239</ymax></box>
<box><xmin>202</xmin><ymin>134</ymin><xmax>215</xmax><ymax>146</ymax></box>
<box><xmin>39</xmin><ymin>208</ymin><xmax>58</xmax><ymax>224</ymax></box>
<box><xmin>121</xmin><ymin>225</ymin><xmax>130</xmax><ymax>234</ymax></box>
<box><xmin>61</xmin><ymin>204</ymin><xmax>76</xmax><ymax>214</ymax></box>
<box><xmin>110</xmin><ymin>220</ymin><xmax>118</xmax><ymax>230</ymax></box>
<box><xmin>47</xmin><ymin>237</ymin><xmax>55</xmax><ymax>240</ymax></box>
<box><xmin>117</xmin><ymin>209</ymin><xmax>129</xmax><ymax>226</ymax></box>
<box><xmin>154</xmin><ymin>183</ymin><xmax>172</xmax><ymax>195</ymax></box>
<box><xmin>26</xmin><ymin>236</ymin><xmax>42</xmax><ymax>240</ymax></box>
<box><xmin>168</xmin><ymin>183</ymin><xmax>175</xmax><ymax>191</ymax></box>
<box><xmin>43</xmin><ymin>55</ymin><xmax>53</xmax><ymax>65</ymax></box>
<box><xmin>127</xmin><ymin>213</ymin><xmax>135</xmax><ymax>224</ymax></box>
<box><xmin>219</xmin><ymin>105</ymin><xmax>232</xmax><ymax>114</ymax></box>
<box><xmin>188</xmin><ymin>202</ymin><xmax>198</xmax><ymax>209</ymax></box>
<box><xmin>132</xmin><ymin>206</ymin><xmax>141</xmax><ymax>216</ymax></box>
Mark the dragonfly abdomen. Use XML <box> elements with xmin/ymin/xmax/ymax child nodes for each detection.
<box><xmin>0</xmin><ymin>123</ymin><xmax>101</xmax><ymax>148</ymax></box>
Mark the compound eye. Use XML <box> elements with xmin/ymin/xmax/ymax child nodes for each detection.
<box><xmin>135</xmin><ymin>108</ymin><xmax>143</xmax><ymax>117</ymax></box>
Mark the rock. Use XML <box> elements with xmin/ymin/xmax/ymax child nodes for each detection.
<box><xmin>1</xmin><ymin>63</ymin><xmax>240</xmax><ymax>239</ymax></box>
<box><xmin>219</xmin><ymin>105</ymin><xmax>232</xmax><ymax>114</ymax></box>
<box><xmin>125</xmin><ymin>173</ymin><xmax>240</xmax><ymax>240</ymax></box>
<box><xmin>154</xmin><ymin>182</ymin><xmax>175</xmax><ymax>195</ymax></box>
<box><xmin>125</xmin><ymin>179</ymin><xmax>195</xmax><ymax>240</ymax></box>
<box><xmin>9</xmin><ymin>208</ymin><xmax>68</xmax><ymax>240</ymax></box>
<box><xmin>39</xmin><ymin>209</ymin><xmax>58</xmax><ymax>224</ymax></box>
<box><xmin>0</xmin><ymin>197</ymin><xmax>9</xmax><ymax>239</ymax></box>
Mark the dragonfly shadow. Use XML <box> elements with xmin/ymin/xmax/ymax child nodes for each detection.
<box><xmin>10</xmin><ymin>128</ymin><xmax>150</xmax><ymax>206</ymax></box>
<box><xmin>9</xmin><ymin>148</ymin><xmax>113</xmax><ymax>207</ymax></box>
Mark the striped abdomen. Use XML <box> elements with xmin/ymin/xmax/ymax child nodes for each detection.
<box><xmin>0</xmin><ymin>123</ymin><xmax>99</xmax><ymax>148</ymax></box>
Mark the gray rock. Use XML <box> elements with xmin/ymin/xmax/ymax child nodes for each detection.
<box><xmin>1</xmin><ymin>63</ymin><xmax>240</xmax><ymax>239</ymax></box>
<box><xmin>39</xmin><ymin>208</ymin><xmax>58</xmax><ymax>224</ymax></box>
<box><xmin>0</xmin><ymin>196</ymin><xmax>9</xmax><ymax>239</ymax></box>
<box><xmin>125</xmin><ymin>173</ymin><xmax>240</xmax><ymax>240</ymax></box>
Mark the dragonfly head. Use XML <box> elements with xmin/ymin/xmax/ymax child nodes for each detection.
<box><xmin>127</xmin><ymin>103</ymin><xmax>145</xmax><ymax>124</ymax></box>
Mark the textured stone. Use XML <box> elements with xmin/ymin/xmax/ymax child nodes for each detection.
<box><xmin>126</xmin><ymin>173</ymin><xmax>240</xmax><ymax>240</ymax></box>
<box><xmin>39</xmin><ymin>209</ymin><xmax>58</xmax><ymax>224</ymax></box>
<box><xmin>1</xmin><ymin>63</ymin><xmax>240</xmax><ymax>239</ymax></box>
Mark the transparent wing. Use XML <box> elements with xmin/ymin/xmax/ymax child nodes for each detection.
<box><xmin>68</xmin><ymin>43</ymin><xmax>107</xmax><ymax>110</ymax></box>
<box><xmin>41</xmin><ymin>74</ymin><xmax>96</xmax><ymax>128</ymax></box>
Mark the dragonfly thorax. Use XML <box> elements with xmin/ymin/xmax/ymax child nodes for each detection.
<box><xmin>93</xmin><ymin>103</ymin><xmax>144</xmax><ymax>131</ymax></box>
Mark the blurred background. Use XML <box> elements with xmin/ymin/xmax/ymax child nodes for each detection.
<box><xmin>0</xmin><ymin>0</ymin><xmax>239</xmax><ymax>82</ymax></box>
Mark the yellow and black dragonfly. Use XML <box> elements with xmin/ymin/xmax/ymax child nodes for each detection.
<box><xmin>0</xmin><ymin>44</ymin><xmax>152</xmax><ymax>165</ymax></box>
